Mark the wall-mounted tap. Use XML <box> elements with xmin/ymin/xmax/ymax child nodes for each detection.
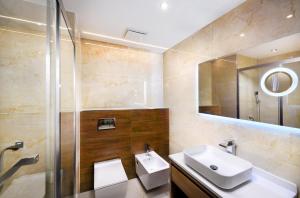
<box><xmin>219</xmin><ymin>139</ymin><xmax>237</xmax><ymax>155</ymax></box>
<box><xmin>0</xmin><ymin>154</ymin><xmax>39</xmax><ymax>187</ymax></box>
<box><xmin>0</xmin><ymin>141</ymin><xmax>24</xmax><ymax>172</ymax></box>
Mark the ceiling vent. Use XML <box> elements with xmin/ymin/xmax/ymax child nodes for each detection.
<box><xmin>124</xmin><ymin>29</ymin><xmax>147</xmax><ymax>42</ymax></box>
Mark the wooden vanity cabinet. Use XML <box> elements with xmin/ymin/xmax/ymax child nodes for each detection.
<box><xmin>170</xmin><ymin>162</ymin><xmax>218</xmax><ymax>198</ymax></box>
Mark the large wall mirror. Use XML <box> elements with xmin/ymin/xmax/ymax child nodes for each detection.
<box><xmin>198</xmin><ymin>33</ymin><xmax>300</xmax><ymax>128</ymax></box>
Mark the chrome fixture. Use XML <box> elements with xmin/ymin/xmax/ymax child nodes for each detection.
<box><xmin>0</xmin><ymin>141</ymin><xmax>24</xmax><ymax>172</ymax></box>
<box><xmin>97</xmin><ymin>118</ymin><xmax>116</xmax><ymax>131</ymax></box>
<box><xmin>144</xmin><ymin>144</ymin><xmax>151</xmax><ymax>156</ymax></box>
<box><xmin>254</xmin><ymin>91</ymin><xmax>260</xmax><ymax>105</ymax></box>
<box><xmin>254</xmin><ymin>91</ymin><xmax>261</xmax><ymax>122</ymax></box>
<box><xmin>0</xmin><ymin>154</ymin><xmax>39</xmax><ymax>187</ymax></box>
<box><xmin>219</xmin><ymin>139</ymin><xmax>237</xmax><ymax>155</ymax></box>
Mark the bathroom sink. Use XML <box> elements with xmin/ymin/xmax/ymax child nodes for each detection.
<box><xmin>184</xmin><ymin>145</ymin><xmax>253</xmax><ymax>189</ymax></box>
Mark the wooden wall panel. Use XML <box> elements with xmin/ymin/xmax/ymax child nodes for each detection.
<box><xmin>80</xmin><ymin>108</ymin><xmax>169</xmax><ymax>192</ymax></box>
<box><xmin>61</xmin><ymin>112</ymin><xmax>75</xmax><ymax>196</ymax></box>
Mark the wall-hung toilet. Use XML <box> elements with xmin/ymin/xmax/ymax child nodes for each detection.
<box><xmin>135</xmin><ymin>151</ymin><xmax>170</xmax><ymax>190</ymax></box>
<box><xmin>94</xmin><ymin>158</ymin><xmax>128</xmax><ymax>190</ymax></box>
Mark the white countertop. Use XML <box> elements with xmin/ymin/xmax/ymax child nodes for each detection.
<box><xmin>169</xmin><ymin>152</ymin><xmax>297</xmax><ymax>198</ymax></box>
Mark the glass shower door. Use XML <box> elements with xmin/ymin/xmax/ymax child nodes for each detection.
<box><xmin>0</xmin><ymin>0</ymin><xmax>53</xmax><ymax>197</ymax></box>
<box><xmin>239</xmin><ymin>66</ymin><xmax>280</xmax><ymax>125</ymax></box>
<box><xmin>0</xmin><ymin>0</ymin><xmax>76</xmax><ymax>197</ymax></box>
<box><xmin>59</xmin><ymin>11</ymin><xmax>76</xmax><ymax>197</ymax></box>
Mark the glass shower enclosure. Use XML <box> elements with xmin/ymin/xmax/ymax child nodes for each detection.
<box><xmin>0</xmin><ymin>0</ymin><xmax>77</xmax><ymax>197</ymax></box>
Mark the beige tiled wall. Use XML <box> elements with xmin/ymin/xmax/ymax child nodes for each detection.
<box><xmin>163</xmin><ymin>0</ymin><xmax>300</xmax><ymax>194</ymax></box>
<box><xmin>0</xmin><ymin>28</ymin><xmax>46</xmax><ymax>187</ymax></box>
<box><xmin>198</xmin><ymin>61</ymin><xmax>213</xmax><ymax>106</ymax></box>
<box><xmin>199</xmin><ymin>56</ymin><xmax>237</xmax><ymax>117</ymax></box>
<box><xmin>80</xmin><ymin>39</ymin><xmax>164</xmax><ymax>109</ymax></box>
<box><xmin>211</xmin><ymin>57</ymin><xmax>237</xmax><ymax>117</ymax></box>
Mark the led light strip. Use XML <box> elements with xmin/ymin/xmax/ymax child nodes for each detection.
<box><xmin>0</xmin><ymin>28</ymin><xmax>72</xmax><ymax>42</ymax></box>
<box><xmin>0</xmin><ymin>14</ymin><xmax>68</xmax><ymax>30</ymax></box>
<box><xmin>81</xmin><ymin>31</ymin><xmax>168</xmax><ymax>51</ymax></box>
<box><xmin>0</xmin><ymin>14</ymin><xmax>45</xmax><ymax>26</ymax></box>
<box><xmin>84</xmin><ymin>42</ymin><xmax>128</xmax><ymax>51</ymax></box>
<box><xmin>260</xmin><ymin>67</ymin><xmax>298</xmax><ymax>97</ymax></box>
<box><xmin>0</xmin><ymin>27</ymin><xmax>45</xmax><ymax>37</ymax></box>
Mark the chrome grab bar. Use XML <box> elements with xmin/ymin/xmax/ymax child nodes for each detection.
<box><xmin>0</xmin><ymin>154</ymin><xmax>39</xmax><ymax>186</ymax></box>
<box><xmin>0</xmin><ymin>141</ymin><xmax>24</xmax><ymax>172</ymax></box>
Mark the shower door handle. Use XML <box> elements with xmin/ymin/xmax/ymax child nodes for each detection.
<box><xmin>0</xmin><ymin>154</ymin><xmax>39</xmax><ymax>186</ymax></box>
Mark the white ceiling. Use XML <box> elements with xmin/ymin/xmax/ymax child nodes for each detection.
<box><xmin>63</xmin><ymin>0</ymin><xmax>245</xmax><ymax>52</ymax></box>
<box><xmin>239</xmin><ymin>33</ymin><xmax>300</xmax><ymax>59</ymax></box>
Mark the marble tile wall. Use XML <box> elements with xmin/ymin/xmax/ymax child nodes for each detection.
<box><xmin>199</xmin><ymin>57</ymin><xmax>237</xmax><ymax>117</ymax></box>
<box><xmin>198</xmin><ymin>62</ymin><xmax>213</xmax><ymax>106</ymax></box>
<box><xmin>80</xmin><ymin>39</ymin><xmax>164</xmax><ymax>109</ymax></box>
<box><xmin>0</xmin><ymin>28</ymin><xmax>46</xmax><ymax>189</ymax></box>
<box><xmin>163</xmin><ymin>0</ymin><xmax>300</xmax><ymax>195</ymax></box>
<box><xmin>211</xmin><ymin>57</ymin><xmax>237</xmax><ymax>118</ymax></box>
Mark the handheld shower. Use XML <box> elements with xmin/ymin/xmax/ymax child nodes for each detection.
<box><xmin>254</xmin><ymin>91</ymin><xmax>261</xmax><ymax>121</ymax></box>
<box><xmin>254</xmin><ymin>91</ymin><xmax>260</xmax><ymax>104</ymax></box>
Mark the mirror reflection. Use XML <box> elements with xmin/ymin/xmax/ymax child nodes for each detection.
<box><xmin>265</xmin><ymin>72</ymin><xmax>292</xmax><ymax>93</ymax></box>
<box><xmin>198</xmin><ymin>33</ymin><xmax>300</xmax><ymax>128</ymax></box>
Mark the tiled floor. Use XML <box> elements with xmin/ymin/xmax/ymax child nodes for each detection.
<box><xmin>0</xmin><ymin>172</ymin><xmax>45</xmax><ymax>198</ymax></box>
<box><xmin>77</xmin><ymin>178</ymin><xmax>170</xmax><ymax>198</ymax></box>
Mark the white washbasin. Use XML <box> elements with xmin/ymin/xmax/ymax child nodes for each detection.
<box><xmin>184</xmin><ymin>145</ymin><xmax>253</xmax><ymax>189</ymax></box>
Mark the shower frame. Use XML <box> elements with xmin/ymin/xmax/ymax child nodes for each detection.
<box><xmin>47</xmin><ymin>0</ymin><xmax>77</xmax><ymax>197</ymax></box>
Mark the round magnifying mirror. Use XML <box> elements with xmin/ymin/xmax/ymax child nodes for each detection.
<box><xmin>260</xmin><ymin>67</ymin><xmax>298</xmax><ymax>97</ymax></box>
<box><xmin>265</xmin><ymin>71</ymin><xmax>292</xmax><ymax>93</ymax></box>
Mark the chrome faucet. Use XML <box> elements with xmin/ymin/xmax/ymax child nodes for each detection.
<box><xmin>144</xmin><ymin>144</ymin><xmax>151</xmax><ymax>156</ymax></box>
<box><xmin>219</xmin><ymin>139</ymin><xmax>237</xmax><ymax>155</ymax></box>
<box><xmin>0</xmin><ymin>141</ymin><xmax>38</xmax><ymax>191</ymax></box>
<box><xmin>0</xmin><ymin>141</ymin><xmax>24</xmax><ymax>172</ymax></box>
<box><xmin>0</xmin><ymin>154</ymin><xmax>39</xmax><ymax>186</ymax></box>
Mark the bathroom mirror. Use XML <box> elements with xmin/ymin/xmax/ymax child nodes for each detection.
<box><xmin>264</xmin><ymin>72</ymin><xmax>292</xmax><ymax>93</ymax></box>
<box><xmin>198</xmin><ymin>33</ymin><xmax>300</xmax><ymax>128</ymax></box>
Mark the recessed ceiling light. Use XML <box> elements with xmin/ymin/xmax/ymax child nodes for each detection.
<box><xmin>161</xmin><ymin>2</ymin><xmax>168</xmax><ymax>11</ymax></box>
<box><xmin>239</xmin><ymin>33</ymin><xmax>245</xmax><ymax>37</ymax></box>
<box><xmin>271</xmin><ymin>48</ymin><xmax>278</xmax><ymax>53</ymax></box>
<box><xmin>286</xmin><ymin>14</ymin><xmax>294</xmax><ymax>19</ymax></box>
